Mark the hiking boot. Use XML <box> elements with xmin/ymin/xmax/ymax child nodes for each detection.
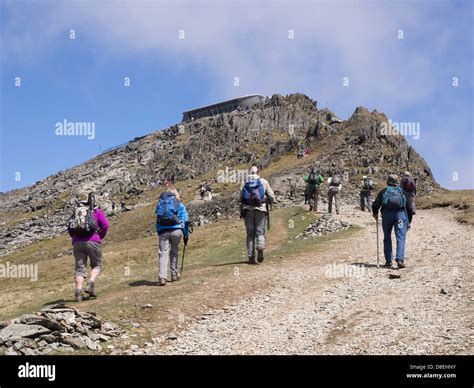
<box><xmin>158</xmin><ymin>278</ymin><xmax>166</xmax><ymax>286</ymax></box>
<box><xmin>75</xmin><ymin>289</ymin><xmax>84</xmax><ymax>302</ymax></box>
<box><xmin>171</xmin><ymin>273</ymin><xmax>181</xmax><ymax>282</ymax></box>
<box><xmin>396</xmin><ymin>260</ymin><xmax>406</xmax><ymax>269</ymax></box>
<box><xmin>84</xmin><ymin>282</ymin><xmax>97</xmax><ymax>298</ymax></box>
<box><xmin>257</xmin><ymin>249</ymin><xmax>264</xmax><ymax>263</ymax></box>
<box><xmin>382</xmin><ymin>261</ymin><xmax>392</xmax><ymax>268</ymax></box>
<box><xmin>248</xmin><ymin>257</ymin><xmax>257</xmax><ymax>265</ymax></box>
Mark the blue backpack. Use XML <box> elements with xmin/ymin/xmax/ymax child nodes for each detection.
<box><xmin>382</xmin><ymin>186</ymin><xmax>406</xmax><ymax>210</ymax></box>
<box><xmin>242</xmin><ymin>178</ymin><xmax>266</xmax><ymax>206</ymax></box>
<box><xmin>156</xmin><ymin>192</ymin><xmax>180</xmax><ymax>226</ymax></box>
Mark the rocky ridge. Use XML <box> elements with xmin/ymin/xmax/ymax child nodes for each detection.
<box><xmin>0</xmin><ymin>93</ymin><xmax>438</xmax><ymax>255</ymax></box>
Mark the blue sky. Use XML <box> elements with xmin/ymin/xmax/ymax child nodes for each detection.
<box><xmin>1</xmin><ymin>0</ymin><xmax>472</xmax><ymax>192</ymax></box>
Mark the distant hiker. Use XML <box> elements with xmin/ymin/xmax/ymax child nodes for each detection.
<box><xmin>372</xmin><ymin>174</ymin><xmax>408</xmax><ymax>269</ymax></box>
<box><xmin>400</xmin><ymin>171</ymin><xmax>416</xmax><ymax>225</ymax></box>
<box><xmin>327</xmin><ymin>173</ymin><xmax>342</xmax><ymax>215</ymax></box>
<box><xmin>360</xmin><ymin>175</ymin><xmax>375</xmax><ymax>211</ymax></box>
<box><xmin>204</xmin><ymin>182</ymin><xmax>212</xmax><ymax>201</ymax></box>
<box><xmin>155</xmin><ymin>188</ymin><xmax>189</xmax><ymax>286</ymax></box>
<box><xmin>111</xmin><ymin>200</ymin><xmax>116</xmax><ymax>211</ymax></box>
<box><xmin>199</xmin><ymin>182</ymin><xmax>206</xmax><ymax>200</ymax></box>
<box><xmin>121</xmin><ymin>200</ymin><xmax>126</xmax><ymax>210</ymax></box>
<box><xmin>303</xmin><ymin>167</ymin><xmax>323</xmax><ymax>211</ymax></box>
<box><xmin>240</xmin><ymin>166</ymin><xmax>275</xmax><ymax>264</ymax></box>
<box><xmin>67</xmin><ymin>192</ymin><xmax>109</xmax><ymax>302</ymax></box>
<box><xmin>200</xmin><ymin>182</ymin><xmax>212</xmax><ymax>201</ymax></box>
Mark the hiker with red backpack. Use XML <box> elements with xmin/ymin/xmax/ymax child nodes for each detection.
<box><xmin>240</xmin><ymin>166</ymin><xmax>275</xmax><ymax>265</ymax></box>
<box><xmin>360</xmin><ymin>175</ymin><xmax>375</xmax><ymax>211</ymax></box>
<box><xmin>303</xmin><ymin>167</ymin><xmax>324</xmax><ymax>211</ymax></box>
<box><xmin>372</xmin><ymin>175</ymin><xmax>408</xmax><ymax>269</ymax></box>
<box><xmin>155</xmin><ymin>188</ymin><xmax>190</xmax><ymax>286</ymax></box>
<box><xmin>400</xmin><ymin>171</ymin><xmax>416</xmax><ymax>225</ymax></box>
<box><xmin>67</xmin><ymin>192</ymin><xmax>109</xmax><ymax>302</ymax></box>
<box><xmin>327</xmin><ymin>173</ymin><xmax>343</xmax><ymax>215</ymax></box>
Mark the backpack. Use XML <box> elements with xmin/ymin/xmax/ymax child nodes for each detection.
<box><xmin>401</xmin><ymin>177</ymin><xmax>416</xmax><ymax>192</ymax></box>
<box><xmin>67</xmin><ymin>203</ymin><xmax>97</xmax><ymax>237</ymax></box>
<box><xmin>242</xmin><ymin>178</ymin><xmax>266</xmax><ymax>206</ymax></box>
<box><xmin>382</xmin><ymin>186</ymin><xmax>406</xmax><ymax>210</ymax></box>
<box><xmin>330</xmin><ymin>175</ymin><xmax>342</xmax><ymax>186</ymax></box>
<box><xmin>156</xmin><ymin>192</ymin><xmax>180</xmax><ymax>226</ymax></box>
<box><xmin>363</xmin><ymin>178</ymin><xmax>374</xmax><ymax>191</ymax></box>
<box><xmin>308</xmin><ymin>170</ymin><xmax>318</xmax><ymax>185</ymax></box>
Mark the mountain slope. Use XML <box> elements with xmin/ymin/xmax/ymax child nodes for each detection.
<box><xmin>0</xmin><ymin>93</ymin><xmax>438</xmax><ymax>255</ymax></box>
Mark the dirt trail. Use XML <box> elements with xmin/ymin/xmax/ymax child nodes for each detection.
<box><xmin>140</xmin><ymin>205</ymin><xmax>473</xmax><ymax>355</ymax></box>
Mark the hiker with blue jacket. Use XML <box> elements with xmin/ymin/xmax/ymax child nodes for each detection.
<box><xmin>372</xmin><ymin>174</ymin><xmax>408</xmax><ymax>269</ymax></box>
<box><xmin>241</xmin><ymin>166</ymin><xmax>275</xmax><ymax>264</ymax></box>
<box><xmin>155</xmin><ymin>188</ymin><xmax>189</xmax><ymax>286</ymax></box>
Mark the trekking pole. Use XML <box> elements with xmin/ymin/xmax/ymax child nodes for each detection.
<box><xmin>180</xmin><ymin>241</ymin><xmax>187</xmax><ymax>275</ymax></box>
<box><xmin>266</xmin><ymin>202</ymin><xmax>270</xmax><ymax>230</ymax></box>
<box><xmin>180</xmin><ymin>222</ymin><xmax>192</xmax><ymax>275</ymax></box>
<box><xmin>376</xmin><ymin>217</ymin><xmax>380</xmax><ymax>268</ymax></box>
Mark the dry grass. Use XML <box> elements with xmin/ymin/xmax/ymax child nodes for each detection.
<box><xmin>0</xmin><ymin>205</ymin><xmax>353</xmax><ymax>334</ymax></box>
<box><xmin>417</xmin><ymin>189</ymin><xmax>474</xmax><ymax>225</ymax></box>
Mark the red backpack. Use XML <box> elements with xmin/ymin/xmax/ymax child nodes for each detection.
<box><xmin>401</xmin><ymin>177</ymin><xmax>416</xmax><ymax>192</ymax></box>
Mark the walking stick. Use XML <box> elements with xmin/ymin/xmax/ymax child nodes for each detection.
<box><xmin>266</xmin><ymin>202</ymin><xmax>270</xmax><ymax>230</ymax></box>
<box><xmin>376</xmin><ymin>217</ymin><xmax>380</xmax><ymax>268</ymax></box>
<box><xmin>180</xmin><ymin>241</ymin><xmax>187</xmax><ymax>275</ymax></box>
<box><xmin>180</xmin><ymin>222</ymin><xmax>192</xmax><ymax>275</ymax></box>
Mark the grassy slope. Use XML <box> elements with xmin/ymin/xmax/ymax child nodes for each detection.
<box><xmin>417</xmin><ymin>189</ymin><xmax>474</xmax><ymax>225</ymax></box>
<box><xmin>0</xmin><ymin>205</ymin><xmax>359</xmax><ymax>322</ymax></box>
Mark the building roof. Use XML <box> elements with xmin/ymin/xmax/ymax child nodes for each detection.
<box><xmin>182</xmin><ymin>94</ymin><xmax>265</xmax><ymax>114</ymax></box>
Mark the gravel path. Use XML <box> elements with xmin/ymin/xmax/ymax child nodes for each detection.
<box><xmin>138</xmin><ymin>206</ymin><xmax>473</xmax><ymax>355</ymax></box>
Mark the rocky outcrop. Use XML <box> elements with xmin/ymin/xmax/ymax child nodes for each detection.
<box><xmin>0</xmin><ymin>93</ymin><xmax>439</xmax><ymax>254</ymax></box>
<box><xmin>298</xmin><ymin>214</ymin><xmax>352</xmax><ymax>238</ymax></box>
<box><xmin>0</xmin><ymin>302</ymin><xmax>123</xmax><ymax>355</ymax></box>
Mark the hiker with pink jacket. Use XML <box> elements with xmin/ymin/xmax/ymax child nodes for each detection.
<box><xmin>67</xmin><ymin>193</ymin><xmax>109</xmax><ymax>302</ymax></box>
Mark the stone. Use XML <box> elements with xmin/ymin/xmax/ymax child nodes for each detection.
<box><xmin>0</xmin><ymin>324</ymin><xmax>50</xmax><ymax>341</ymax></box>
<box><xmin>18</xmin><ymin>315</ymin><xmax>65</xmax><ymax>332</ymax></box>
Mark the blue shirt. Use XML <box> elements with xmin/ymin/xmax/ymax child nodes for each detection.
<box><xmin>155</xmin><ymin>201</ymin><xmax>189</xmax><ymax>235</ymax></box>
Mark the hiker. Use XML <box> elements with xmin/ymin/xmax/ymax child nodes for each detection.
<box><xmin>372</xmin><ymin>174</ymin><xmax>408</xmax><ymax>269</ymax></box>
<box><xmin>199</xmin><ymin>182</ymin><xmax>206</xmax><ymax>200</ymax></box>
<box><xmin>155</xmin><ymin>188</ymin><xmax>189</xmax><ymax>286</ymax></box>
<box><xmin>204</xmin><ymin>182</ymin><xmax>212</xmax><ymax>201</ymax></box>
<box><xmin>303</xmin><ymin>167</ymin><xmax>323</xmax><ymax>211</ymax></box>
<box><xmin>111</xmin><ymin>200</ymin><xmax>116</xmax><ymax>211</ymax></box>
<box><xmin>400</xmin><ymin>171</ymin><xmax>416</xmax><ymax>225</ymax></box>
<box><xmin>327</xmin><ymin>173</ymin><xmax>342</xmax><ymax>215</ymax></box>
<box><xmin>240</xmin><ymin>166</ymin><xmax>275</xmax><ymax>264</ymax></box>
<box><xmin>360</xmin><ymin>175</ymin><xmax>375</xmax><ymax>211</ymax></box>
<box><xmin>67</xmin><ymin>192</ymin><xmax>109</xmax><ymax>302</ymax></box>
